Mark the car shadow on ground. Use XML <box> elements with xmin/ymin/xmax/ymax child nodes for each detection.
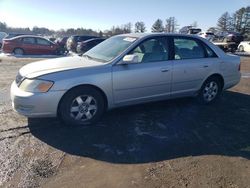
<box><xmin>28</xmin><ymin>91</ymin><xmax>250</xmax><ymax>164</ymax></box>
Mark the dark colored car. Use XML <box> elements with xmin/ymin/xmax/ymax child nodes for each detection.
<box><xmin>2</xmin><ymin>35</ymin><xmax>64</xmax><ymax>55</ymax></box>
<box><xmin>66</xmin><ymin>35</ymin><xmax>99</xmax><ymax>52</ymax></box>
<box><xmin>225</xmin><ymin>32</ymin><xmax>244</xmax><ymax>44</ymax></box>
<box><xmin>55</xmin><ymin>37</ymin><xmax>69</xmax><ymax>54</ymax></box>
<box><xmin>76</xmin><ymin>38</ymin><xmax>105</xmax><ymax>54</ymax></box>
<box><xmin>55</xmin><ymin>37</ymin><xmax>69</xmax><ymax>47</ymax></box>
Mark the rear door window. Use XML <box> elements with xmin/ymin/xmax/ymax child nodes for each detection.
<box><xmin>174</xmin><ymin>38</ymin><xmax>205</xmax><ymax>60</ymax></box>
<box><xmin>36</xmin><ymin>38</ymin><xmax>51</xmax><ymax>46</ymax></box>
<box><xmin>22</xmin><ymin>37</ymin><xmax>35</xmax><ymax>44</ymax></box>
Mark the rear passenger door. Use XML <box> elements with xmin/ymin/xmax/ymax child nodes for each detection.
<box><xmin>21</xmin><ymin>37</ymin><xmax>37</xmax><ymax>54</ymax></box>
<box><xmin>171</xmin><ymin>36</ymin><xmax>218</xmax><ymax>96</ymax></box>
<box><xmin>36</xmin><ymin>38</ymin><xmax>55</xmax><ymax>55</ymax></box>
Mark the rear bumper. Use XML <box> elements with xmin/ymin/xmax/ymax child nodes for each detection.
<box><xmin>2</xmin><ymin>46</ymin><xmax>13</xmax><ymax>54</ymax></box>
<box><xmin>224</xmin><ymin>72</ymin><xmax>241</xmax><ymax>90</ymax></box>
<box><xmin>11</xmin><ymin>81</ymin><xmax>66</xmax><ymax>118</ymax></box>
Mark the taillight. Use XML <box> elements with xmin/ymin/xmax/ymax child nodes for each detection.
<box><xmin>3</xmin><ymin>40</ymin><xmax>12</xmax><ymax>44</ymax></box>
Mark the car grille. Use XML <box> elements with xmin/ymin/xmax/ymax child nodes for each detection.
<box><xmin>15</xmin><ymin>72</ymin><xmax>24</xmax><ymax>86</ymax></box>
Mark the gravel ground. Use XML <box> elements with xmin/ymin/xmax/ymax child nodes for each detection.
<box><xmin>0</xmin><ymin>54</ymin><xmax>250</xmax><ymax>188</ymax></box>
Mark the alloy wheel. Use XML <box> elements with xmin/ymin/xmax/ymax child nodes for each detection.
<box><xmin>70</xmin><ymin>95</ymin><xmax>97</xmax><ymax>121</ymax></box>
<box><xmin>203</xmin><ymin>81</ymin><xmax>218</xmax><ymax>102</ymax></box>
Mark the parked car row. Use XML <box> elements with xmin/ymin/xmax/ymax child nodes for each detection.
<box><xmin>0</xmin><ymin>32</ymin><xmax>106</xmax><ymax>56</ymax></box>
<box><xmin>179</xmin><ymin>27</ymin><xmax>247</xmax><ymax>53</ymax></box>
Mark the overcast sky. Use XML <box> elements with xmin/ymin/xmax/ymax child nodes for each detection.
<box><xmin>0</xmin><ymin>0</ymin><xmax>249</xmax><ymax>32</ymax></box>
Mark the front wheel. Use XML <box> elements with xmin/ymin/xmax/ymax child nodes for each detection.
<box><xmin>198</xmin><ymin>77</ymin><xmax>222</xmax><ymax>104</ymax></box>
<box><xmin>59</xmin><ymin>87</ymin><xmax>105</xmax><ymax>126</ymax></box>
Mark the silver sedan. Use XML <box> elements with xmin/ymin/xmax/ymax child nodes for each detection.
<box><xmin>11</xmin><ymin>33</ymin><xmax>241</xmax><ymax>125</ymax></box>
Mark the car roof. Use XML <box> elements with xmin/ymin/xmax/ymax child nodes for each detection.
<box><xmin>10</xmin><ymin>35</ymin><xmax>49</xmax><ymax>40</ymax></box>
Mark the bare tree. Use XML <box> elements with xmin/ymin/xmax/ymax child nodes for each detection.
<box><xmin>123</xmin><ymin>22</ymin><xmax>133</xmax><ymax>33</ymax></box>
<box><xmin>207</xmin><ymin>27</ymin><xmax>220</xmax><ymax>33</ymax></box>
<box><xmin>165</xmin><ymin>17</ymin><xmax>178</xmax><ymax>33</ymax></box>
<box><xmin>217</xmin><ymin>12</ymin><xmax>232</xmax><ymax>31</ymax></box>
<box><xmin>191</xmin><ymin>21</ymin><xmax>198</xmax><ymax>28</ymax></box>
<box><xmin>134</xmin><ymin>21</ymin><xmax>146</xmax><ymax>33</ymax></box>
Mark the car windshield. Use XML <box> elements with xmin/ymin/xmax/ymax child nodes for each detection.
<box><xmin>83</xmin><ymin>36</ymin><xmax>137</xmax><ymax>62</ymax></box>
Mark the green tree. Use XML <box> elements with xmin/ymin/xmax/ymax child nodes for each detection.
<box><xmin>217</xmin><ymin>12</ymin><xmax>232</xmax><ymax>31</ymax></box>
<box><xmin>151</xmin><ymin>19</ymin><xmax>164</xmax><ymax>32</ymax></box>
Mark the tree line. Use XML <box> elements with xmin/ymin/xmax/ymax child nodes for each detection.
<box><xmin>0</xmin><ymin>6</ymin><xmax>249</xmax><ymax>37</ymax></box>
<box><xmin>212</xmin><ymin>6</ymin><xmax>250</xmax><ymax>35</ymax></box>
<box><xmin>0</xmin><ymin>18</ymin><xmax>174</xmax><ymax>37</ymax></box>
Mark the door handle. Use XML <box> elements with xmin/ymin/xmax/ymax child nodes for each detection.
<box><xmin>203</xmin><ymin>65</ymin><xmax>209</xmax><ymax>68</ymax></box>
<box><xmin>161</xmin><ymin>68</ymin><xmax>169</xmax><ymax>72</ymax></box>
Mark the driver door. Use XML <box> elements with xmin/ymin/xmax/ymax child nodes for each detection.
<box><xmin>112</xmin><ymin>37</ymin><xmax>173</xmax><ymax>105</ymax></box>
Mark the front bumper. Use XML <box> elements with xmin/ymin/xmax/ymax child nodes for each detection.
<box><xmin>10</xmin><ymin>81</ymin><xmax>66</xmax><ymax>118</ymax></box>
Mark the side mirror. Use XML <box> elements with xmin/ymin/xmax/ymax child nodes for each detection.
<box><xmin>120</xmin><ymin>54</ymin><xmax>139</xmax><ymax>65</ymax></box>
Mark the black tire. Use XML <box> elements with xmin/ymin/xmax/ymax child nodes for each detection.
<box><xmin>13</xmin><ymin>48</ymin><xmax>24</xmax><ymax>55</ymax></box>
<box><xmin>239</xmin><ymin>45</ymin><xmax>244</xmax><ymax>52</ymax></box>
<box><xmin>197</xmin><ymin>77</ymin><xmax>222</xmax><ymax>104</ymax></box>
<box><xmin>59</xmin><ymin>87</ymin><xmax>105</xmax><ymax>126</ymax></box>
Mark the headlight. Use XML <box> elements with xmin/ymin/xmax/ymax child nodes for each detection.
<box><xmin>19</xmin><ymin>79</ymin><xmax>54</xmax><ymax>93</ymax></box>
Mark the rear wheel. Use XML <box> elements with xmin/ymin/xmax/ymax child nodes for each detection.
<box><xmin>13</xmin><ymin>48</ymin><xmax>24</xmax><ymax>55</ymax></box>
<box><xmin>198</xmin><ymin>77</ymin><xmax>222</xmax><ymax>104</ymax></box>
<box><xmin>59</xmin><ymin>87</ymin><xmax>105</xmax><ymax>126</ymax></box>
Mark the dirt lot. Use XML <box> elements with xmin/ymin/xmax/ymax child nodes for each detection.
<box><xmin>0</xmin><ymin>54</ymin><xmax>250</xmax><ymax>188</ymax></box>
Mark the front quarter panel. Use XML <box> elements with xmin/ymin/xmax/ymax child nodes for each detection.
<box><xmin>39</xmin><ymin>65</ymin><xmax>114</xmax><ymax>108</ymax></box>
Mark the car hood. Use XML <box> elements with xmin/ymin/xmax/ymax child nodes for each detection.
<box><xmin>19</xmin><ymin>56</ymin><xmax>105</xmax><ymax>78</ymax></box>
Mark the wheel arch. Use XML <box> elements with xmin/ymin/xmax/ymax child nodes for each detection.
<box><xmin>13</xmin><ymin>47</ymin><xmax>25</xmax><ymax>55</ymax></box>
<box><xmin>57</xmin><ymin>84</ymin><xmax>108</xmax><ymax>116</ymax></box>
<box><xmin>203</xmin><ymin>73</ymin><xmax>225</xmax><ymax>90</ymax></box>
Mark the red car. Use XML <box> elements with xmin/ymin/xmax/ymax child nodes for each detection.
<box><xmin>2</xmin><ymin>35</ymin><xmax>64</xmax><ymax>55</ymax></box>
